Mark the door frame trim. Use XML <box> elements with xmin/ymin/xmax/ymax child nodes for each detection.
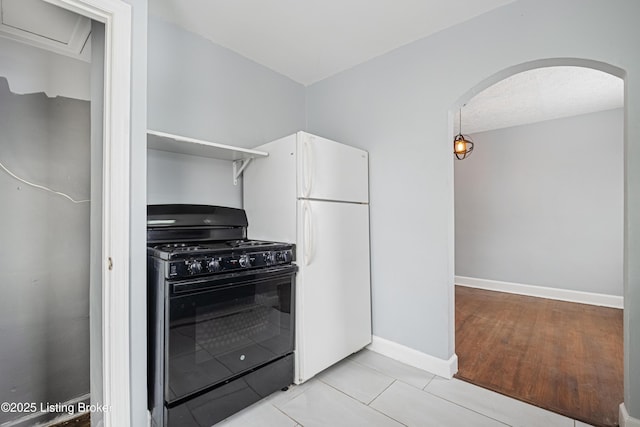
<box><xmin>43</xmin><ymin>1</ymin><xmax>132</xmax><ymax>425</ymax></box>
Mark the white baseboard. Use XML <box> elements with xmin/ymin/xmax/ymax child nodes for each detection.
<box><xmin>455</xmin><ymin>276</ymin><xmax>623</xmax><ymax>309</ymax></box>
<box><xmin>367</xmin><ymin>335</ymin><xmax>458</xmax><ymax>379</ymax></box>
<box><xmin>620</xmin><ymin>403</ymin><xmax>640</xmax><ymax>427</ymax></box>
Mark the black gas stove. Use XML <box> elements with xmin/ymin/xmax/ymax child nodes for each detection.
<box><xmin>147</xmin><ymin>204</ymin><xmax>294</xmax><ymax>279</ymax></box>
<box><xmin>147</xmin><ymin>204</ymin><xmax>296</xmax><ymax>427</ymax></box>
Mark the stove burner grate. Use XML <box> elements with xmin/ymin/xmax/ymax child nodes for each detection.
<box><xmin>157</xmin><ymin>243</ymin><xmax>207</xmax><ymax>252</ymax></box>
<box><xmin>226</xmin><ymin>240</ymin><xmax>271</xmax><ymax>248</ymax></box>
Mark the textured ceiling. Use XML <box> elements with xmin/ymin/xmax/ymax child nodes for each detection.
<box><xmin>461</xmin><ymin>67</ymin><xmax>624</xmax><ymax>134</ymax></box>
<box><xmin>149</xmin><ymin>0</ymin><xmax>515</xmax><ymax>86</ymax></box>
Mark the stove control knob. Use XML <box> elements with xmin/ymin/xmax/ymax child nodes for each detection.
<box><xmin>207</xmin><ymin>258</ymin><xmax>221</xmax><ymax>272</ymax></box>
<box><xmin>276</xmin><ymin>251</ymin><xmax>292</xmax><ymax>263</ymax></box>
<box><xmin>264</xmin><ymin>252</ymin><xmax>276</xmax><ymax>265</ymax></box>
<box><xmin>187</xmin><ymin>260</ymin><xmax>202</xmax><ymax>275</ymax></box>
<box><xmin>239</xmin><ymin>254</ymin><xmax>251</xmax><ymax>268</ymax></box>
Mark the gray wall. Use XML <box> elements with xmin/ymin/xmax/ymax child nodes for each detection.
<box><xmin>0</xmin><ymin>37</ymin><xmax>91</xmax><ymax>101</ymax></box>
<box><xmin>455</xmin><ymin>109</ymin><xmax>624</xmax><ymax>296</ymax></box>
<box><xmin>147</xmin><ymin>150</ymin><xmax>241</xmax><ymax>207</ymax></box>
<box><xmin>147</xmin><ymin>16</ymin><xmax>306</xmax><ymax>208</ymax></box>
<box><xmin>0</xmin><ymin>78</ymin><xmax>90</xmax><ymax>425</ymax></box>
<box><xmin>304</xmin><ymin>0</ymin><xmax>640</xmax><ymax>417</ymax></box>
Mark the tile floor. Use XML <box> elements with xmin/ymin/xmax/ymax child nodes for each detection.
<box><xmin>216</xmin><ymin>349</ymin><xmax>595</xmax><ymax>427</ymax></box>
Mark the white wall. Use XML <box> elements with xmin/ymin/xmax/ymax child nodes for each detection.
<box><xmin>455</xmin><ymin>109</ymin><xmax>623</xmax><ymax>296</ymax></box>
<box><xmin>0</xmin><ymin>37</ymin><xmax>90</xmax><ymax>100</ymax></box>
<box><xmin>304</xmin><ymin>0</ymin><xmax>640</xmax><ymax>417</ymax></box>
<box><xmin>146</xmin><ymin>16</ymin><xmax>306</xmax><ymax>208</ymax></box>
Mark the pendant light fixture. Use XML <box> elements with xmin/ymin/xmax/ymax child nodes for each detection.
<box><xmin>454</xmin><ymin>108</ymin><xmax>474</xmax><ymax>160</ymax></box>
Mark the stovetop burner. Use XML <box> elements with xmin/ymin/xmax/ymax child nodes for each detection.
<box><xmin>225</xmin><ymin>240</ymin><xmax>276</xmax><ymax>248</ymax></box>
<box><xmin>158</xmin><ymin>243</ymin><xmax>208</xmax><ymax>252</ymax></box>
<box><xmin>151</xmin><ymin>240</ymin><xmax>287</xmax><ymax>255</ymax></box>
<box><xmin>147</xmin><ymin>205</ymin><xmax>295</xmax><ymax>278</ymax></box>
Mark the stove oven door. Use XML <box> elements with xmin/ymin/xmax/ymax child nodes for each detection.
<box><xmin>165</xmin><ymin>265</ymin><xmax>296</xmax><ymax>405</ymax></box>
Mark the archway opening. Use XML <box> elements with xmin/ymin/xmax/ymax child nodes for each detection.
<box><xmin>451</xmin><ymin>60</ymin><xmax>625</xmax><ymax>427</ymax></box>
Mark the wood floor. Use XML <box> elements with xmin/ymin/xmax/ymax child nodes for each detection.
<box><xmin>455</xmin><ymin>285</ymin><xmax>623</xmax><ymax>427</ymax></box>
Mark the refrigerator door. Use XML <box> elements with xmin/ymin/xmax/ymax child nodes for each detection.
<box><xmin>243</xmin><ymin>134</ymin><xmax>298</xmax><ymax>243</ymax></box>
<box><xmin>295</xmin><ymin>199</ymin><xmax>372</xmax><ymax>383</ymax></box>
<box><xmin>296</xmin><ymin>132</ymin><xmax>369</xmax><ymax>203</ymax></box>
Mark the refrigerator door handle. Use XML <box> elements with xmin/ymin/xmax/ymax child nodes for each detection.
<box><xmin>303</xmin><ymin>200</ymin><xmax>314</xmax><ymax>266</ymax></box>
<box><xmin>302</xmin><ymin>136</ymin><xmax>314</xmax><ymax>198</ymax></box>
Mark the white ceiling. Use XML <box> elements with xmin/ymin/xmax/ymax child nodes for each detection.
<box><xmin>149</xmin><ymin>0</ymin><xmax>515</xmax><ymax>86</ymax></box>
<box><xmin>151</xmin><ymin>1</ymin><xmax>624</xmax><ymax>133</ymax></box>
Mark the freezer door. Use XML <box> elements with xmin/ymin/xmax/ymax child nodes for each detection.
<box><xmin>295</xmin><ymin>200</ymin><xmax>372</xmax><ymax>383</ymax></box>
<box><xmin>243</xmin><ymin>134</ymin><xmax>298</xmax><ymax>243</ymax></box>
<box><xmin>296</xmin><ymin>132</ymin><xmax>369</xmax><ymax>203</ymax></box>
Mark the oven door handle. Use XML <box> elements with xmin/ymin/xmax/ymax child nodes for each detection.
<box><xmin>171</xmin><ymin>265</ymin><xmax>298</xmax><ymax>295</ymax></box>
<box><xmin>303</xmin><ymin>200</ymin><xmax>314</xmax><ymax>266</ymax></box>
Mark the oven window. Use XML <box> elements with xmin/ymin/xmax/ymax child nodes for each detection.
<box><xmin>166</xmin><ymin>274</ymin><xmax>294</xmax><ymax>403</ymax></box>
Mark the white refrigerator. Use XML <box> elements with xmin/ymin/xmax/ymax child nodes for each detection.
<box><xmin>243</xmin><ymin>131</ymin><xmax>372</xmax><ymax>384</ymax></box>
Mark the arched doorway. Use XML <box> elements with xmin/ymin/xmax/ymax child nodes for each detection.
<box><xmin>451</xmin><ymin>59</ymin><xmax>625</xmax><ymax>426</ymax></box>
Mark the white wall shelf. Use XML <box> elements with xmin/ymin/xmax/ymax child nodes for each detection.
<box><xmin>147</xmin><ymin>129</ymin><xmax>268</xmax><ymax>184</ymax></box>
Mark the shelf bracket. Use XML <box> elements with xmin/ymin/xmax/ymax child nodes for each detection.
<box><xmin>233</xmin><ymin>158</ymin><xmax>252</xmax><ymax>185</ymax></box>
